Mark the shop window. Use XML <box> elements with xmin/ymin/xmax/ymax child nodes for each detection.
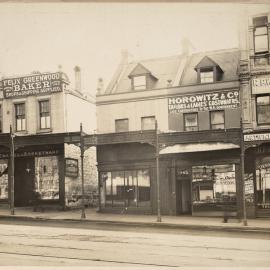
<box><xmin>0</xmin><ymin>104</ymin><xmax>2</xmax><ymax>133</ymax></box>
<box><xmin>115</xmin><ymin>118</ymin><xmax>129</xmax><ymax>132</ymax></box>
<box><xmin>192</xmin><ymin>164</ymin><xmax>236</xmax><ymax>212</ymax></box>
<box><xmin>141</xmin><ymin>116</ymin><xmax>155</xmax><ymax>130</ymax></box>
<box><xmin>253</xmin><ymin>16</ymin><xmax>269</xmax><ymax>54</ymax></box>
<box><xmin>210</xmin><ymin>110</ymin><xmax>225</xmax><ymax>130</ymax></box>
<box><xmin>200</xmin><ymin>69</ymin><xmax>214</xmax><ymax>83</ymax></box>
<box><xmin>256</xmin><ymin>95</ymin><xmax>270</xmax><ymax>125</ymax></box>
<box><xmin>184</xmin><ymin>113</ymin><xmax>198</xmax><ymax>131</ymax></box>
<box><xmin>101</xmin><ymin>169</ymin><xmax>150</xmax><ymax>208</ymax></box>
<box><xmin>39</xmin><ymin>100</ymin><xmax>51</xmax><ymax>129</ymax></box>
<box><xmin>256</xmin><ymin>157</ymin><xmax>270</xmax><ymax>209</ymax></box>
<box><xmin>15</xmin><ymin>103</ymin><xmax>26</xmax><ymax>131</ymax></box>
<box><xmin>0</xmin><ymin>160</ymin><xmax>8</xmax><ymax>199</ymax></box>
<box><xmin>133</xmin><ymin>76</ymin><xmax>146</xmax><ymax>90</ymax></box>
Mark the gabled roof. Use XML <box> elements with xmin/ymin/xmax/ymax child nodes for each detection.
<box><xmin>194</xmin><ymin>56</ymin><xmax>223</xmax><ymax>72</ymax></box>
<box><xmin>103</xmin><ymin>48</ymin><xmax>240</xmax><ymax>95</ymax></box>
<box><xmin>128</xmin><ymin>63</ymin><xmax>158</xmax><ymax>79</ymax></box>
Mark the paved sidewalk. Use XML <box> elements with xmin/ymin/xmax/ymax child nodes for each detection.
<box><xmin>0</xmin><ymin>206</ymin><xmax>269</xmax><ymax>233</ymax></box>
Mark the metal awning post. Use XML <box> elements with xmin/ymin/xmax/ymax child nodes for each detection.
<box><xmin>80</xmin><ymin>123</ymin><xmax>86</xmax><ymax>219</ymax></box>
<box><xmin>240</xmin><ymin>118</ymin><xmax>248</xmax><ymax>226</ymax></box>
<box><xmin>9</xmin><ymin>125</ymin><xmax>15</xmax><ymax>215</ymax></box>
<box><xmin>155</xmin><ymin>120</ymin><xmax>161</xmax><ymax>222</ymax></box>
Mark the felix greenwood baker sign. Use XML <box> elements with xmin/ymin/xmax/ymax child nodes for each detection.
<box><xmin>168</xmin><ymin>90</ymin><xmax>240</xmax><ymax>114</ymax></box>
<box><xmin>0</xmin><ymin>72</ymin><xmax>65</xmax><ymax>98</ymax></box>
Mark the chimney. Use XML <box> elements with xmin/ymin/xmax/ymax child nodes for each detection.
<box><xmin>121</xmin><ymin>49</ymin><xmax>129</xmax><ymax>65</ymax></box>
<box><xmin>180</xmin><ymin>37</ymin><xmax>195</xmax><ymax>56</ymax></box>
<box><xmin>74</xmin><ymin>66</ymin><xmax>81</xmax><ymax>92</ymax></box>
<box><xmin>97</xmin><ymin>77</ymin><xmax>104</xmax><ymax>95</ymax></box>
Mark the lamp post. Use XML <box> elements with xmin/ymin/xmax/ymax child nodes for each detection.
<box><xmin>10</xmin><ymin>125</ymin><xmax>15</xmax><ymax>215</ymax></box>
<box><xmin>240</xmin><ymin>118</ymin><xmax>248</xmax><ymax>226</ymax></box>
<box><xmin>80</xmin><ymin>123</ymin><xmax>86</xmax><ymax>219</ymax></box>
<box><xmin>155</xmin><ymin>120</ymin><xmax>161</xmax><ymax>222</ymax></box>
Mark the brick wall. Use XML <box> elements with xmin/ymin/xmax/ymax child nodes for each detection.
<box><xmin>64</xmin><ymin>143</ymin><xmax>98</xmax><ymax>208</ymax></box>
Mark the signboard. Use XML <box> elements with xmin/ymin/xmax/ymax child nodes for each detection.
<box><xmin>245</xmin><ymin>173</ymin><xmax>254</xmax><ymax>203</ymax></box>
<box><xmin>244</xmin><ymin>133</ymin><xmax>270</xmax><ymax>142</ymax></box>
<box><xmin>65</xmin><ymin>158</ymin><xmax>79</xmax><ymax>178</ymax></box>
<box><xmin>0</xmin><ymin>72</ymin><xmax>64</xmax><ymax>99</ymax></box>
<box><xmin>252</xmin><ymin>76</ymin><xmax>270</xmax><ymax>94</ymax></box>
<box><xmin>168</xmin><ymin>90</ymin><xmax>239</xmax><ymax>114</ymax></box>
<box><xmin>0</xmin><ymin>149</ymin><xmax>62</xmax><ymax>159</ymax></box>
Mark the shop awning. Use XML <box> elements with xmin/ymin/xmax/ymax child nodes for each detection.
<box><xmin>159</xmin><ymin>142</ymin><xmax>240</xmax><ymax>155</ymax></box>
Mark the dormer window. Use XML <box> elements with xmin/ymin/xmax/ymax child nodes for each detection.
<box><xmin>133</xmin><ymin>76</ymin><xmax>146</xmax><ymax>90</ymax></box>
<box><xmin>195</xmin><ymin>56</ymin><xmax>223</xmax><ymax>84</ymax></box>
<box><xmin>253</xmin><ymin>16</ymin><xmax>269</xmax><ymax>54</ymax></box>
<box><xmin>128</xmin><ymin>63</ymin><xmax>158</xmax><ymax>91</ymax></box>
<box><xmin>200</xmin><ymin>69</ymin><xmax>214</xmax><ymax>83</ymax></box>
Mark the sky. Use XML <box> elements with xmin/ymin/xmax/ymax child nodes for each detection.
<box><xmin>0</xmin><ymin>2</ymin><xmax>269</xmax><ymax>97</ymax></box>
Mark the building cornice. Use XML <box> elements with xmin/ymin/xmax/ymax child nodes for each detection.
<box><xmin>97</xmin><ymin>81</ymin><xmax>239</xmax><ymax>106</ymax></box>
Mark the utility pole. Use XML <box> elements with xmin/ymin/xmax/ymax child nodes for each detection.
<box><xmin>240</xmin><ymin>118</ymin><xmax>247</xmax><ymax>226</ymax></box>
<box><xmin>80</xmin><ymin>123</ymin><xmax>86</xmax><ymax>219</ymax></box>
<box><xmin>9</xmin><ymin>125</ymin><xmax>15</xmax><ymax>215</ymax></box>
<box><xmin>155</xmin><ymin>120</ymin><xmax>161</xmax><ymax>222</ymax></box>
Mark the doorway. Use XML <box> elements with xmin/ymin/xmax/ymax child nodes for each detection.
<box><xmin>176</xmin><ymin>179</ymin><xmax>192</xmax><ymax>214</ymax></box>
<box><xmin>14</xmin><ymin>157</ymin><xmax>35</xmax><ymax>207</ymax></box>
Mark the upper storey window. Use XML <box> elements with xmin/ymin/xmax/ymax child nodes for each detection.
<box><xmin>128</xmin><ymin>63</ymin><xmax>158</xmax><ymax>91</ymax></box>
<box><xmin>253</xmin><ymin>16</ymin><xmax>269</xmax><ymax>54</ymax></box>
<box><xmin>200</xmin><ymin>70</ymin><xmax>214</xmax><ymax>83</ymax></box>
<box><xmin>195</xmin><ymin>56</ymin><xmax>223</xmax><ymax>84</ymax></box>
<box><xmin>133</xmin><ymin>76</ymin><xmax>146</xmax><ymax>90</ymax></box>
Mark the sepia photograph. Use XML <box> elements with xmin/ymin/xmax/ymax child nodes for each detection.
<box><xmin>0</xmin><ymin>0</ymin><xmax>270</xmax><ymax>268</ymax></box>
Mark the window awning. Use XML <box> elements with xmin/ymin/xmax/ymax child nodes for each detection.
<box><xmin>159</xmin><ymin>142</ymin><xmax>240</xmax><ymax>155</ymax></box>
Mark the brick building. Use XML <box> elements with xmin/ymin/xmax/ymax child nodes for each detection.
<box><xmin>0</xmin><ymin>69</ymin><xmax>97</xmax><ymax>209</ymax></box>
<box><xmin>96</xmin><ymin>48</ymin><xmax>242</xmax><ymax>217</ymax></box>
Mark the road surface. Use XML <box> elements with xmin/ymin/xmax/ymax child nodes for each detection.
<box><xmin>0</xmin><ymin>220</ymin><xmax>269</xmax><ymax>267</ymax></box>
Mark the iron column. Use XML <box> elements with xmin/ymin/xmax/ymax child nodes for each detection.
<box><xmin>155</xmin><ymin>120</ymin><xmax>161</xmax><ymax>222</ymax></box>
<box><xmin>10</xmin><ymin>125</ymin><xmax>15</xmax><ymax>215</ymax></box>
<box><xmin>80</xmin><ymin>123</ymin><xmax>86</xmax><ymax>219</ymax></box>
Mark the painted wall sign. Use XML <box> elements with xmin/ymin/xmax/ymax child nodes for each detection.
<box><xmin>168</xmin><ymin>90</ymin><xmax>240</xmax><ymax>114</ymax></box>
<box><xmin>0</xmin><ymin>72</ymin><xmax>65</xmax><ymax>99</ymax></box>
<box><xmin>65</xmin><ymin>158</ymin><xmax>79</xmax><ymax>178</ymax></box>
<box><xmin>252</xmin><ymin>76</ymin><xmax>270</xmax><ymax>94</ymax></box>
<box><xmin>244</xmin><ymin>133</ymin><xmax>270</xmax><ymax>142</ymax></box>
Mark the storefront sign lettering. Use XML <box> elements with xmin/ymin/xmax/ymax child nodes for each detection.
<box><xmin>252</xmin><ymin>76</ymin><xmax>270</xmax><ymax>94</ymax></box>
<box><xmin>0</xmin><ymin>149</ymin><xmax>61</xmax><ymax>159</ymax></box>
<box><xmin>244</xmin><ymin>133</ymin><xmax>270</xmax><ymax>142</ymax></box>
<box><xmin>168</xmin><ymin>90</ymin><xmax>239</xmax><ymax>113</ymax></box>
<box><xmin>0</xmin><ymin>72</ymin><xmax>65</xmax><ymax>99</ymax></box>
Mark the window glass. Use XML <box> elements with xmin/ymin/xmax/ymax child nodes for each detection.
<box><xmin>133</xmin><ymin>76</ymin><xmax>146</xmax><ymax>90</ymax></box>
<box><xmin>256</xmin><ymin>96</ymin><xmax>270</xmax><ymax>125</ymax></box>
<box><xmin>254</xmin><ymin>26</ymin><xmax>269</xmax><ymax>53</ymax></box>
<box><xmin>210</xmin><ymin>111</ymin><xmax>224</xmax><ymax>129</ymax></box>
<box><xmin>184</xmin><ymin>113</ymin><xmax>198</xmax><ymax>131</ymax></box>
<box><xmin>0</xmin><ymin>104</ymin><xmax>2</xmax><ymax>133</ymax></box>
<box><xmin>192</xmin><ymin>164</ymin><xmax>236</xmax><ymax>211</ymax></box>
<box><xmin>101</xmin><ymin>169</ymin><xmax>150</xmax><ymax>208</ymax></box>
<box><xmin>200</xmin><ymin>71</ymin><xmax>214</xmax><ymax>83</ymax></box>
<box><xmin>115</xmin><ymin>119</ymin><xmax>129</xmax><ymax>132</ymax></box>
<box><xmin>0</xmin><ymin>160</ymin><xmax>8</xmax><ymax>199</ymax></box>
<box><xmin>141</xmin><ymin>116</ymin><xmax>155</xmax><ymax>130</ymax></box>
<box><xmin>15</xmin><ymin>103</ymin><xmax>26</xmax><ymax>131</ymax></box>
<box><xmin>256</xmin><ymin>157</ymin><xmax>270</xmax><ymax>209</ymax></box>
<box><xmin>39</xmin><ymin>100</ymin><xmax>51</xmax><ymax>129</ymax></box>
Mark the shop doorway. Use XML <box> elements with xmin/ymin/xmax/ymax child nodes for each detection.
<box><xmin>14</xmin><ymin>157</ymin><xmax>35</xmax><ymax>207</ymax></box>
<box><xmin>176</xmin><ymin>179</ymin><xmax>192</xmax><ymax>214</ymax></box>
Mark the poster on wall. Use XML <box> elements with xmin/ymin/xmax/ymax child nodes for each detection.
<box><xmin>168</xmin><ymin>90</ymin><xmax>240</xmax><ymax>114</ymax></box>
<box><xmin>0</xmin><ymin>160</ymin><xmax>8</xmax><ymax>200</ymax></box>
<box><xmin>245</xmin><ymin>173</ymin><xmax>254</xmax><ymax>203</ymax></box>
<box><xmin>65</xmin><ymin>158</ymin><xmax>79</xmax><ymax>178</ymax></box>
